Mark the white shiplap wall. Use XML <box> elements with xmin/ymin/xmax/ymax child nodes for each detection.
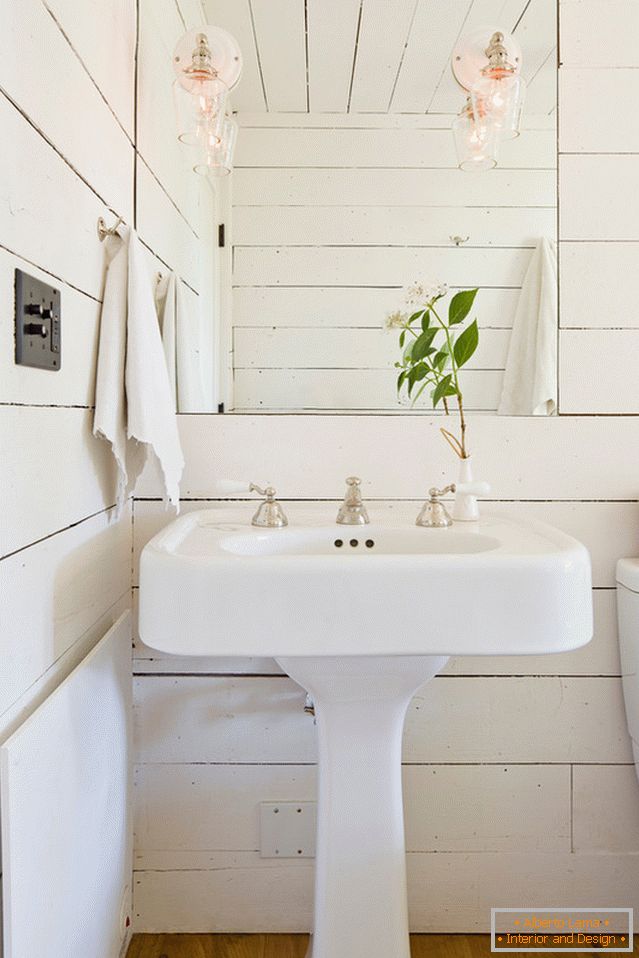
<box><xmin>0</xmin><ymin>0</ymin><xmax>214</xmax><ymax>948</ymax></box>
<box><xmin>131</xmin><ymin>0</ymin><xmax>639</xmax><ymax>932</ymax></box>
<box><xmin>227</xmin><ymin>115</ymin><xmax>556</xmax><ymax>411</ymax></box>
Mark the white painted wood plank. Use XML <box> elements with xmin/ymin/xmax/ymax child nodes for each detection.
<box><xmin>391</xmin><ymin>0</ymin><xmax>470</xmax><ymax>113</ymax></box>
<box><xmin>560</xmin><ymin>1</ymin><xmax>639</xmax><ymax>68</ymax></box>
<box><xmin>307</xmin><ymin>0</ymin><xmax>361</xmax><ymax>112</ymax></box>
<box><xmin>136</xmin><ymin>0</ymin><xmax>205</xmax><ymax>230</ymax></box>
<box><xmin>572</xmin><ymin>765</ymin><xmax>639</xmax><ymax>853</ymax></box>
<box><xmin>0</xmin><ymin>0</ymin><xmax>134</xmax><ymax>220</ymax></box>
<box><xmin>134</xmin><ymin>763</ymin><xmax>569</xmax><ymax>853</ymax></box>
<box><xmin>132</xmin><ymin>850</ymin><xmax>639</xmax><ymax>932</ymax></box>
<box><xmin>1</xmin><ymin>613</ymin><xmax>132</xmax><ymax>958</ymax></box>
<box><xmin>560</xmin><ymin>69</ymin><xmax>639</xmax><ymax>152</ymax></box>
<box><xmin>560</xmin><ymin>156</ymin><xmax>639</xmax><ymax>241</ymax></box>
<box><xmin>560</xmin><ymin>243</ymin><xmax>639</xmax><ymax>328</ymax></box>
<box><xmin>524</xmin><ymin>48</ymin><xmax>557</xmax><ymax>115</ymax></box>
<box><xmin>177</xmin><ymin>0</ymin><xmax>206</xmax><ymax>28</ymax></box>
<box><xmin>233</xmin><ymin>168</ymin><xmax>555</xmax><ymax>206</ymax></box>
<box><xmin>0</xmin><ymin>250</ymin><xmax>99</xmax><ymax>407</ymax></box>
<box><xmin>233</xmin><ymin>205</ymin><xmax>556</xmax><ymax>247</ymax></box>
<box><xmin>559</xmin><ymin>329</ymin><xmax>639</xmax><ymax>413</ymax></box>
<box><xmin>234</xmin><ymin>127</ymin><xmax>556</xmax><ymax>168</ymax></box>
<box><xmin>0</xmin><ymin>594</ymin><xmax>131</xmax><ymax>744</ymax></box>
<box><xmin>133</xmin><ymin>415</ymin><xmax>639</xmax><ymax>503</ymax></box>
<box><xmin>233</xmin><ymin>368</ymin><xmax>504</xmax><ymax>410</ymax></box>
<box><xmin>0</xmin><ymin>506</ymin><xmax>131</xmax><ymax>718</ymax></box>
<box><xmin>205</xmin><ymin>0</ymin><xmax>267</xmax><ymax>112</ymax></box>
<box><xmin>0</xmin><ymin>95</ymin><xmax>116</xmax><ymax>300</ymax></box>
<box><xmin>134</xmin><ymin>853</ymin><xmax>313</xmax><ymax>932</ymax></box>
<box><xmin>41</xmin><ymin>0</ymin><xmax>136</xmax><ymax>136</ymax></box>
<box><xmin>0</xmin><ymin>407</ymin><xmax>118</xmax><ymax>557</ymax></box>
<box><xmin>513</xmin><ymin>0</ymin><xmax>556</xmax><ymax>85</ymax></box>
<box><xmin>236</xmin><ymin>112</ymin><xmax>556</xmax><ymax>129</ymax></box>
<box><xmin>250</xmin><ymin>0</ymin><xmax>307</xmax><ymax>111</ymax></box>
<box><xmin>133</xmin><ymin>675</ymin><xmax>632</xmax><ymax>765</ymax></box>
<box><xmin>233</xmin><ymin>247</ymin><xmax>532</xmax><ymax>287</ymax></box>
<box><xmin>234</xmin><ymin>327</ymin><xmax>510</xmax><ymax>370</ymax></box>
<box><xmin>233</xmin><ymin>286</ymin><xmax>521</xmax><ymax>327</ymax></box>
<box><xmin>135</xmin><ymin>160</ymin><xmax>201</xmax><ymax>290</ymax></box>
<box><xmin>349</xmin><ymin>0</ymin><xmax>419</xmax><ymax>113</ymax></box>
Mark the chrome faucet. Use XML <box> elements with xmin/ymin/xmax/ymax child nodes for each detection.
<box><xmin>250</xmin><ymin>483</ymin><xmax>288</xmax><ymax>528</ymax></box>
<box><xmin>416</xmin><ymin>486</ymin><xmax>455</xmax><ymax>528</ymax></box>
<box><xmin>336</xmin><ymin>476</ymin><xmax>370</xmax><ymax>525</ymax></box>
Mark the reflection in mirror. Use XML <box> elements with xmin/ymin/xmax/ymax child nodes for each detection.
<box><xmin>200</xmin><ymin>0</ymin><xmax>557</xmax><ymax>415</ymax></box>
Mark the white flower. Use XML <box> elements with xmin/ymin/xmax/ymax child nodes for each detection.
<box><xmin>384</xmin><ymin>310</ymin><xmax>407</xmax><ymax>329</ymax></box>
<box><xmin>404</xmin><ymin>280</ymin><xmax>448</xmax><ymax>308</ymax></box>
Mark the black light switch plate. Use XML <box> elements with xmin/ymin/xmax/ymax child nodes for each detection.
<box><xmin>15</xmin><ymin>268</ymin><xmax>61</xmax><ymax>371</ymax></box>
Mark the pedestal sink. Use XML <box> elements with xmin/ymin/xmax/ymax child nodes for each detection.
<box><xmin>139</xmin><ymin>508</ymin><xmax>592</xmax><ymax>958</ymax></box>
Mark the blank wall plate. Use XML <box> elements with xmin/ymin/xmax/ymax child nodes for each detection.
<box><xmin>260</xmin><ymin>801</ymin><xmax>317</xmax><ymax>858</ymax></box>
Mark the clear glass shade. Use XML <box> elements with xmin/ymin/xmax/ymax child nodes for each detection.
<box><xmin>470</xmin><ymin>71</ymin><xmax>526</xmax><ymax>140</ymax></box>
<box><xmin>193</xmin><ymin>116</ymin><xmax>238</xmax><ymax>178</ymax></box>
<box><xmin>173</xmin><ymin>76</ymin><xmax>228</xmax><ymax>147</ymax></box>
<box><xmin>452</xmin><ymin>106</ymin><xmax>499</xmax><ymax>172</ymax></box>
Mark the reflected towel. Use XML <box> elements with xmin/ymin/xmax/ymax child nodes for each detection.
<box><xmin>156</xmin><ymin>271</ymin><xmax>207</xmax><ymax>413</ymax></box>
<box><xmin>498</xmin><ymin>237</ymin><xmax>557</xmax><ymax>416</ymax></box>
<box><xmin>93</xmin><ymin>225</ymin><xmax>184</xmax><ymax>514</ymax></box>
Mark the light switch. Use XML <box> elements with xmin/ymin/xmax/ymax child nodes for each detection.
<box><xmin>14</xmin><ymin>268</ymin><xmax>61</xmax><ymax>371</ymax></box>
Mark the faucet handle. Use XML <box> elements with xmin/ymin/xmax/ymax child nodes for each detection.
<box><xmin>249</xmin><ymin>483</ymin><xmax>288</xmax><ymax>528</ymax></box>
<box><xmin>336</xmin><ymin>476</ymin><xmax>370</xmax><ymax>525</ymax></box>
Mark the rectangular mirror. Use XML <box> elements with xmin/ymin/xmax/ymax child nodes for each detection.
<box><xmin>202</xmin><ymin>1</ymin><xmax>557</xmax><ymax>415</ymax></box>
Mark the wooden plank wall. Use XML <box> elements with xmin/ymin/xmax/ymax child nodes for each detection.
<box><xmin>0</xmin><ymin>0</ymin><xmax>214</xmax><ymax>950</ymax></box>
<box><xmin>130</xmin><ymin>0</ymin><xmax>639</xmax><ymax>928</ymax></box>
<box><xmin>228</xmin><ymin>115</ymin><xmax>556</xmax><ymax>411</ymax></box>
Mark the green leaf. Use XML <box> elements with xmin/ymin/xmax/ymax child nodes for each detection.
<box><xmin>411</xmin><ymin>327</ymin><xmax>438</xmax><ymax>362</ymax></box>
<box><xmin>407</xmin><ymin>363</ymin><xmax>429</xmax><ymax>397</ymax></box>
<box><xmin>432</xmin><ymin>374</ymin><xmax>453</xmax><ymax>407</ymax></box>
<box><xmin>421</xmin><ymin>310</ymin><xmax>431</xmax><ymax>331</ymax></box>
<box><xmin>408</xmin><ymin>310</ymin><xmax>424</xmax><ymax>325</ymax></box>
<box><xmin>399</xmin><ymin>330</ymin><xmax>406</xmax><ymax>348</ymax></box>
<box><xmin>432</xmin><ymin>344</ymin><xmax>450</xmax><ymax>371</ymax></box>
<box><xmin>396</xmin><ymin>370</ymin><xmax>407</xmax><ymax>392</ymax></box>
<box><xmin>448</xmin><ymin>288</ymin><xmax>478</xmax><ymax>326</ymax></box>
<box><xmin>453</xmin><ymin>319</ymin><xmax>479</xmax><ymax>368</ymax></box>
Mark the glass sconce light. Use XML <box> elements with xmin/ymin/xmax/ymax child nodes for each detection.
<box><xmin>172</xmin><ymin>26</ymin><xmax>242</xmax><ymax>175</ymax></box>
<box><xmin>193</xmin><ymin>115</ymin><xmax>239</xmax><ymax>177</ymax></box>
<box><xmin>452</xmin><ymin>98</ymin><xmax>499</xmax><ymax>171</ymax></box>
<box><xmin>451</xmin><ymin>27</ymin><xmax>525</xmax><ymax>170</ymax></box>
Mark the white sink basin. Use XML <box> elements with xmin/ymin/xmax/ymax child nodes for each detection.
<box><xmin>139</xmin><ymin>506</ymin><xmax>592</xmax><ymax>958</ymax></box>
<box><xmin>139</xmin><ymin>510</ymin><xmax>592</xmax><ymax>658</ymax></box>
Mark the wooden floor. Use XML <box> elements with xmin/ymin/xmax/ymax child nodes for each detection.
<box><xmin>127</xmin><ymin>934</ymin><xmax>639</xmax><ymax>958</ymax></box>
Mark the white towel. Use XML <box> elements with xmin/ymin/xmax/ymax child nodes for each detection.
<box><xmin>498</xmin><ymin>237</ymin><xmax>558</xmax><ymax>416</ymax></box>
<box><xmin>156</xmin><ymin>271</ymin><xmax>207</xmax><ymax>413</ymax></box>
<box><xmin>93</xmin><ymin>225</ymin><xmax>184</xmax><ymax>514</ymax></box>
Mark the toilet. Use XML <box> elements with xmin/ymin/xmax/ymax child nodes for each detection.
<box><xmin>616</xmin><ymin>558</ymin><xmax>639</xmax><ymax>781</ymax></box>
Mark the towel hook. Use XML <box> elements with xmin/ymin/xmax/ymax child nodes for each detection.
<box><xmin>97</xmin><ymin>214</ymin><xmax>124</xmax><ymax>242</ymax></box>
<box><xmin>450</xmin><ymin>235</ymin><xmax>470</xmax><ymax>247</ymax></box>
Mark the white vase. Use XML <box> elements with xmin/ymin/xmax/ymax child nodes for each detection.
<box><xmin>452</xmin><ymin>455</ymin><xmax>479</xmax><ymax>521</ymax></box>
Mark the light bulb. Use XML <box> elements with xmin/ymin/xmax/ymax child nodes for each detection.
<box><xmin>452</xmin><ymin>101</ymin><xmax>499</xmax><ymax>172</ymax></box>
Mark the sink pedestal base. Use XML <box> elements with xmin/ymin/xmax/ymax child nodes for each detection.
<box><xmin>277</xmin><ymin>655</ymin><xmax>449</xmax><ymax>958</ymax></box>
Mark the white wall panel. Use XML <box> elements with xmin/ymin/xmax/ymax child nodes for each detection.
<box><xmin>0</xmin><ymin>0</ymin><xmax>134</xmax><ymax>219</ymax></box>
<box><xmin>133</xmin><ymin>849</ymin><xmax>639</xmax><ymax>932</ymax></box>
<box><xmin>560</xmin><ymin>155</ymin><xmax>639</xmax><ymax>240</ymax></box>
<box><xmin>560</xmin><ymin>69</ymin><xmax>639</xmax><ymax>153</ymax></box>
<box><xmin>560</xmin><ymin>1</ymin><xmax>639</xmax><ymax>68</ymax></box>
<box><xmin>0</xmin><ymin>507</ymin><xmax>130</xmax><ymax>718</ymax></box>
<box><xmin>41</xmin><ymin>0</ymin><xmax>136</xmax><ymax>135</ymax></box>
<box><xmin>0</xmin><ymin>407</ymin><xmax>118</xmax><ymax>557</ymax></box>
<box><xmin>134</xmin><ymin>675</ymin><xmax>632</xmax><ymax>765</ymax></box>
<box><xmin>572</xmin><ymin>765</ymin><xmax>639</xmax><ymax>852</ymax></box>
<box><xmin>559</xmin><ymin>329</ymin><xmax>639</xmax><ymax>413</ymax></box>
<box><xmin>560</xmin><ymin>243</ymin><xmax>639</xmax><ymax>328</ymax></box>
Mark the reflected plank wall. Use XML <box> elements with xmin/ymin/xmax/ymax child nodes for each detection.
<box><xmin>0</xmin><ymin>0</ymin><xmax>213</xmax><ymax>949</ymax></box>
<box><xmin>228</xmin><ymin>115</ymin><xmax>556</xmax><ymax>412</ymax></box>
<box><xmin>132</xmin><ymin>0</ymin><xmax>639</xmax><ymax>932</ymax></box>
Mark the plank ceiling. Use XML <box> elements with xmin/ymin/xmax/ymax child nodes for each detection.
<box><xmin>204</xmin><ymin>0</ymin><xmax>556</xmax><ymax>115</ymax></box>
